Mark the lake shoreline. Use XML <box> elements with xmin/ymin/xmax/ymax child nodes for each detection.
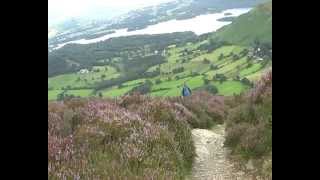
<box><xmin>52</xmin><ymin>8</ymin><xmax>251</xmax><ymax>51</ymax></box>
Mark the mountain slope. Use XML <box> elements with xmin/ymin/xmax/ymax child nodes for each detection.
<box><xmin>213</xmin><ymin>1</ymin><xmax>272</xmax><ymax>46</ymax></box>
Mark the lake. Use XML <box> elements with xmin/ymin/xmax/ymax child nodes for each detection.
<box><xmin>55</xmin><ymin>8</ymin><xmax>251</xmax><ymax>49</ymax></box>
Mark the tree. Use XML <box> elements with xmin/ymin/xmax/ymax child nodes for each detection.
<box><xmin>247</xmin><ymin>63</ymin><xmax>253</xmax><ymax>68</ymax></box>
<box><xmin>101</xmin><ymin>74</ymin><xmax>106</xmax><ymax>79</ymax></box>
<box><xmin>232</xmin><ymin>54</ymin><xmax>240</xmax><ymax>61</ymax></box>
<box><xmin>206</xmin><ymin>85</ymin><xmax>218</xmax><ymax>94</ymax></box>
<box><xmin>105</xmin><ymin>67</ymin><xmax>108</xmax><ymax>71</ymax></box>
<box><xmin>241</xmin><ymin>77</ymin><xmax>253</xmax><ymax>87</ymax></box>
<box><xmin>128</xmin><ymin>81</ymin><xmax>152</xmax><ymax>95</ymax></box>
<box><xmin>57</xmin><ymin>90</ymin><xmax>69</xmax><ymax>101</ymax></box>
<box><xmin>240</xmin><ymin>49</ymin><xmax>249</xmax><ymax>56</ymax></box>
<box><xmin>203</xmin><ymin>78</ymin><xmax>210</xmax><ymax>85</ymax></box>
<box><xmin>155</xmin><ymin>79</ymin><xmax>162</xmax><ymax>84</ymax></box>
<box><xmin>172</xmin><ymin>67</ymin><xmax>184</xmax><ymax>74</ymax></box>
<box><xmin>98</xmin><ymin>92</ymin><xmax>103</xmax><ymax>98</ymax></box>
<box><xmin>145</xmin><ymin>80</ymin><xmax>153</xmax><ymax>86</ymax></box>
<box><xmin>118</xmin><ymin>84</ymin><xmax>124</xmax><ymax>89</ymax></box>
<box><xmin>195</xmin><ymin>84</ymin><xmax>218</xmax><ymax>95</ymax></box>
<box><xmin>210</xmin><ymin>64</ymin><xmax>218</xmax><ymax>70</ymax></box>
<box><xmin>246</xmin><ymin>56</ymin><xmax>253</xmax><ymax>62</ymax></box>
<box><xmin>190</xmin><ymin>71</ymin><xmax>200</xmax><ymax>77</ymax></box>
<box><xmin>203</xmin><ymin>58</ymin><xmax>210</xmax><ymax>64</ymax></box>
<box><xmin>218</xmin><ymin>53</ymin><xmax>224</xmax><ymax>61</ymax></box>
<box><xmin>57</xmin><ymin>92</ymin><xmax>65</xmax><ymax>101</ymax></box>
<box><xmin>214</xmin><ymin>73</ymin><xmax>227</xmax><ymax>83</ymax></box>
<box><xmin>233</xmin><ymin>75</ymin><xmax>240</xmax><ymax>81</ymax></box>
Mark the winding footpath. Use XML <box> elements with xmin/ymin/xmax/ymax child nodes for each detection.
<box><xmin>189</xmin><ymin>124</ymin><xmax>251</xmax><ymax>180</ymax></box>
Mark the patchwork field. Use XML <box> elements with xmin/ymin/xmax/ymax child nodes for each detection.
<box><xmin>48</xmin><ymin>42</ymin><xmax>270</xmax><ymax>100</ymax></box>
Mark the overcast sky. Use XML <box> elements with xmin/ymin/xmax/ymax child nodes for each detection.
<box><xmin>49</xmin><ymin>0</ymin><xmax>174</xmax><ymax>26</ymax></box>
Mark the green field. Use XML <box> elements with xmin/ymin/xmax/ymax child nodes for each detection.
<box><xmin>48</xmin><ymin>43</ymin><xmax>267</xmax><ymax>100</ymax></box>
<box><xmin>48</xmin><ymin>90</ymin><xmax>62</xmax><ymax>101</ymax></box>
<box><xmin>213</xmin><ymin>81</ymin><xmax>249</xmax><ymax>96</ymax></box>
<box><xmin>102</xmin><ymin>86</ymin><xmax>136</xmax><ymax>97</ymax></box>
<box><xmin>48</xmin><ymin>66</ymin><xmax>119</xmax><ymax>89</ymax></box>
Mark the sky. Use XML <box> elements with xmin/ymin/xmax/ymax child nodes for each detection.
<box><xmin>48</xmin><ymin>0</ymin><xmax>175</xmax><ymax>26</ymax></box>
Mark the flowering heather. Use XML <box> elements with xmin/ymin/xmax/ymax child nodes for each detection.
<box><xmin>48</xmin><ymin>90</ymin><xmax>230</xmax><ymax>179</ymax></box>
<box><xmin>248</xmin><ymin>70</ymin><xmax>272</xmax><ymax>103</ymax></box>
<box><xmin>225</xmin><ymin>70</ymin><xmax>272</xmax><ymax>179</ymax></box>
<box><xmin>50</xmin><ymin>93</ymin><xmax>221</xmax><ymax>179</ymax></box>
<box><xmin>170</xmin><ymin>91</ymin><xmax>226</xmax><ymax>128</ymax></box>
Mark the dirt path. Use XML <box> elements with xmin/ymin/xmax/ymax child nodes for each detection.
<box><xmin>188</xmin><ymin>124</ymin><xmax>249</xmax><ymax>180</ymax></box>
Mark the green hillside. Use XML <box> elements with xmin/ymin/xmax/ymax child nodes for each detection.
<box><xmin>49</xmin><ymin>43</ymin><xmax>271</xmax><ymax>100</ymax></box>
<box><xmin>213</xmin><ymin>1</ymin><xmax>272</xmax><ymax>46</ymax></box>
<box><xmin>48</xmin><ymin>2</ymin><xmax>272</xmax><ymax>100</ymax></box>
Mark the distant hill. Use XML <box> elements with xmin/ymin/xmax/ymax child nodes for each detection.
<box><xmin>213</xmin><ymin>1</ymin><xmax>272</xmax><ymax>46</ymax></box>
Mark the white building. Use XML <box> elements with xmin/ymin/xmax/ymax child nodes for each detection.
<box><xmin>78</xmin><ymin>69</ymin><xmax>89</xmax><ymax>74</ymax></box>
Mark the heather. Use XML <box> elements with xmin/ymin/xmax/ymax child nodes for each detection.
<box><xmin>48</xmin><ymin>72</ymin><xmax>271</xmax><ymax>179</ymax></box>
<box><xmin>224</xmin><ymin>70</ymin><xmax>272</xmax><ymax>178</ymax></box>
<box><xmin>48</xmin><ymin>92</ymin><xmax>227</xmax><ymax>179</ymax></box>
<box><xmin>170</xmin><ymin>91</ymin><xmax>226</xmax><ymax>129</ymax></box>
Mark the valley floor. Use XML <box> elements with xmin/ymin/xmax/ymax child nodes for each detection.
<box><xmin>189</xmin><ymin>125</ymin><xmax>251</xmax><ymax>180</ymax></box>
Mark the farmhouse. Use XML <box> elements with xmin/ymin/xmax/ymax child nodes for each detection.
<box><xmin>78</xmin><ymin>69</ymin><xmax>89</xmax><ymax>74</ymax></box>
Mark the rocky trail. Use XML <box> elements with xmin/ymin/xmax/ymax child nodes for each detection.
<box><xmin>188</xmin><ymin>124</ymin><xmax>251</xmax><ymax>180</ymax></box>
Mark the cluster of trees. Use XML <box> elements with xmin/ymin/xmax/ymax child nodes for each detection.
<box><xmin>203</xmin><ymin>78</ymin><xmax>210</xmax><ymax>85</ymax></box>
<box><xmin>210</xmin><ymin>64</ymin><xmax>219</xmax><ymax>70</ymax></box>
<box><xmin>57</xmin><ymin>91</ymin><xmax>81</xmax><ymax>101</ymax></box>
<box><xmin>91</xmin><ymin>54</ymin><xmax>163</xmax><ymax>91</ymax></box>
<box><xmin>252</xmin><ymin>39</ymin><xmax>272</xmax><ymax>60</ymax></box>
<box><xmin>203</xmin><ymin>58</ymin><xmax>211</xmax><ymax>64</ymax></box>
<box><xmin>218</xmin><ymin>53</ymin><xmax>224</xmax><ymax>60</ymax></box>
<box><xmin>240</xmin><ymin>77</ymin><xmax>253</xmax><ymax>87</ymax></box>
<box><xmin>195</xmin><ymin>84</ymin><xmax>218</xmax><ymax>95</ymax></box>
<box><xmin>49</xmin><ymin>32</ymin><xmax>196</xmax><ymax>77</ymax></box>
<box><xmin>191</xmin><ymin>72</ymin><xmax>200</xmax><ymax>77</ymax></box>
<box><xmin>94</xmin><ymin>69</ymin><xmax>159</xmax><ymax>92</ymax></box>
<box><xmin>232</xmin><ymin>54</ymin><xmax>240</xmax><ymax>61</ymax></box>
<box><xmin>127</xmin><ymin>80</ymin><xmax>153</xmax><ymax>95</ymax></box>
<box><xmin>213</xmin><ymin>73</ymin><xmax>227</xmax><ymax>83</ymax></box>
<box><xmin>155</xmin><ymin>79</ymin><xmax>162</xmax><ymax>84</ymax></box>
<box><xmin>172</xmin><ymin>67</ymin><xmax>185</xmax><ymax>74</ymax></box>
